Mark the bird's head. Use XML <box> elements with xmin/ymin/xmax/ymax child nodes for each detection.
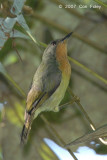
<box><xmin>42</xmin><ymin>32</ymin><xmax>73</xmax><ymax>62</ymax></box>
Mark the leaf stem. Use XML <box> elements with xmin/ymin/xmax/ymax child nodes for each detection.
<box><xmin>94</xmin><ymin>0</ymin><xmax>107</xmax><ymax>8</ymax></box>
<box><xmin>5</xmin><ymin>73</ymin><xmax>26</xmax><ymax>98</ymax></box>
<box><xmin>68</xmin><ymin>57</ymin><xmax>107</xmax><ymax>85</ymax></box>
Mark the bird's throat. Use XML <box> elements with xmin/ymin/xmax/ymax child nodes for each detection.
<box><xmin>56</xmin><ymin>42</ymin><xmax>71</xmax><ymax>77</ymax></box>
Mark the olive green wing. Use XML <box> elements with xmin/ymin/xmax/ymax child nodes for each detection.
<box><xmin>26</xmin><ymin>67</ymin><xmax>61</xmax><ymax>115</ymax></box>
<box><xmin>26</xmin><ymin>88</ymin><xmax>48</xmax><ymax>114</ymax></box>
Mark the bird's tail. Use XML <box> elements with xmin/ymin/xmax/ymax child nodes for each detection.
<box><xmin>20</xmin><ymin>113</ymin><xmax>34</xmax><ymax>145</ymax></box>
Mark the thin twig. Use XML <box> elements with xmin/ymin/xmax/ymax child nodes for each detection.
<box><xmin>5</xmin><ymin>73</ymin><xmax>26</xmax><ymax>98</ymax></box>
<box><xmin>65</xmin><ymin>124</ymin><xmax>107</xmax><ymax>147</ymax></box>
<box><xmin>68</xmin><ymin>87</ymin><xmax>107</xmax><ymax>145</ymax></box>
<box><xmin>59</xmin><ymin>97</ymin><xmax>79</xmax><ymax>110</ymax></box>
<box><xmin>12</xmin><ymin>38</ymin><xmax>23</xmax><ymax>63</ymax></box>
<box><xmin>32</xmin><ymin>12</ymin><xmax>107</xmax><ymax>54</ymax></box>
<box><xmin>68</xmin><ymin>57</ymin><xmax>107</xmax><ymax>85</ymax></box>
<box><xmin>40</xmin><ymin>115</ymin><xmax>78</xmax><ymax>160</ymax></box>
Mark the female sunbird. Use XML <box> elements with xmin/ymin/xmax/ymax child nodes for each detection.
<box><xmin>21</xmin><ymin>32</ymin><xmax>72</xmax><ymax>144</ymax></box>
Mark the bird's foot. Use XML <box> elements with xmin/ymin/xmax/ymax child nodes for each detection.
<box><xmin>73</xmin><ymin>95</ymin><xmax>80</xmax><ymax>102</ymax></box>
<box><xmin>53</xmin><ymin>106</ymin><xmax>59</xmax><ymax>112</ymax></box>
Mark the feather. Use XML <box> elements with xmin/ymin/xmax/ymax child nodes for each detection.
<box><xmin>21</xmin><ymin>112</ymin><xmax>34</xmax><ymax>145</ymax></box>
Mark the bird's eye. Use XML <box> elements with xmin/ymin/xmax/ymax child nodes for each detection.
<box><xmin>52</xmin><ymin>41</ymin><xmax>56</xmax><ymax>46</ymax></box>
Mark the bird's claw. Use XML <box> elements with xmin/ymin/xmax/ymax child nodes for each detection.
<box><xmin>54</xmin><ymin>106</ymin><xmax>59</xmax><ymax>112</ymax></box>
<box><xmin>74</xmin><ymin>95</ymin><xmax>80</xmax><ymax>102</ymax></box>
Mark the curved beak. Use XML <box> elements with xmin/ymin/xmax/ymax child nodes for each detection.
<box><xmin>61</xmin><ymin>32</ymin><xmax>73</xmax><ymax>42</ymax></box>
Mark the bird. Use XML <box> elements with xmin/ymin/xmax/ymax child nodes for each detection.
<box><xmin>21</xmin><ymin>32</ymin><xmax>72</xmax><ymax>144</ymax></box>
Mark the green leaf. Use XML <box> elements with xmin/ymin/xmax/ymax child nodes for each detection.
<box><xmin>0</xmin><ymin>102</ymin><xmax>5</xmax><ymax>122</ymax></box>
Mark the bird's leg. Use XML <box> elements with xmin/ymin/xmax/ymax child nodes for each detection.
<box><xmin>73</xmin><ymin>95</ymin><xmax>80</xmax><ymax>103</ymax></box>
<box><xmin>53</xmin><ymin>95</ymin><xmax>80</xmax><ymax>112</ymax></box>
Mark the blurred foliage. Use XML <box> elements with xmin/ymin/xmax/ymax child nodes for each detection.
<box><xmin>0</xmin><ymin>150</ymin><xmax>3</xmax><ymax>160</ymax></box>
<box><xmin>6</xmin><ymin>101</ymin><xmax>24</xmax><ymax>127</ymax></box>
<box><xmin>96</xmin><ymin>144</ymin><xmax>107</xmax><ymax>155</ymax></box>
<box><xmin>0</xmin><ymin>103</ymin><xmax>3</xmax><ymax>160</ymax></box>
<box><xmin>3</xmin><ymin>53</ymin><xmax>18</xmax><ymax>66</ymax></box>
<box><xmin>26</xmin><ymin>0</ymin><xmax>44</xmax><ymax>11</ymax></box>
<box><xmin>0</xmin><ymin>102</ymin><xmax>4</xmax><ymax>122</ymax></box>
<box><xmin>38</xmin><ymin>142</ymin><xmax>58</xmax><ymax>160</ymax></box>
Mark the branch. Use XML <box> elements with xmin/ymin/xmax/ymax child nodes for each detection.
<box><xmin>40</xmin><ymin>115</ymin><xmax>78</xmax><ymax>160</ymax></box>
<box><xmin>65</xmin><ymin>124</ymin><xmax>107</xmax><ymax>147</ymax></box>
<box><xmin>0</xmin><ymin>63</ymin><xmax>25</xmax><ymax>97</ymax></box>
<box><xmin>68</xmin><ymin>87</ymin><xmax>107</xmax><ymax>145</ymax></box>
<box><xmin>68</xmin><ymin>57</ymin><xmax>107</xmax><ymax>85</ymax></box>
